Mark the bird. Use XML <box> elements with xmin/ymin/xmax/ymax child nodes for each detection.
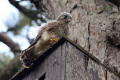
<box><xmin>20</xmin><ymin>12</ymin><xmax>72</xmax><ymax>68</ymax></box>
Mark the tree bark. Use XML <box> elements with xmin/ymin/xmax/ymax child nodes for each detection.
<box><xmin>0</xmin><ymin>32</ymin><xmax>21</xmax><ymax>55</ymax></box>
<box><xmin>40</xmin><ymin>0</ymin><xmax>120</xmax><ymax>79</ymax></box>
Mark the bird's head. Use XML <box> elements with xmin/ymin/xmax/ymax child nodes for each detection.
<box><xmin>57</xmin><ymin>12</ymin><xmax>72</xmax><ymax>23</ymax></box>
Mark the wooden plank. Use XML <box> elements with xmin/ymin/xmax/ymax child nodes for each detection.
<box><xmin>23</xmin><ymin>40</ymin><xmax>66</xmax><ymax>80</ymax></box>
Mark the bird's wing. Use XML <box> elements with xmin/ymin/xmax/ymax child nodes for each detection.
<box><xmin>28</xmin><ymin>27</ymin><xmax>45</xmax><ymax>48</ymax></box>
<box><xmin>28</xmin><ymin>21</ymin><xmax>58</xmax><ymax>48</ymax></box>
<box><xmin>20</xmin><ymin>26</ymin><xmax>49</xmax><ymax>59</ymax></box>
<box><xmin>20</xmin><ymin>21</ymin><xmax>59</xmax><ymax>67</ymax></box>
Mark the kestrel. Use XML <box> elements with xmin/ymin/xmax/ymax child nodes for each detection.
<box><xmin>20</xmin><ymin>12</ymin><xmax>72</xmax><ymax>68</ymax></box>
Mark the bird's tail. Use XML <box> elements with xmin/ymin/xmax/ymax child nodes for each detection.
<box><xmin>20</xmin><ymin>46</ymin><xmax>36</xmax><ymax>68</ymax></box>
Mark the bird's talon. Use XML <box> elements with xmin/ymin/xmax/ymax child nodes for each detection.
<box><xmin>50</xmin><ymin>38</ymin><xmax>58</xmax><ymax>43</ymax></box>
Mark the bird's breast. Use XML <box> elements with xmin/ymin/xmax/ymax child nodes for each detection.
<box><xmin>34</xmin><ymin>31</ymin><xmax>59</xmax><ymax>56</ymax></box>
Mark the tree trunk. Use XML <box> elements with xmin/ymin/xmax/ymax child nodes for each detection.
<box><xmin>41</xmin><ymin>0</ymin><xmax>120</xmax><ymax>79</ymax></box>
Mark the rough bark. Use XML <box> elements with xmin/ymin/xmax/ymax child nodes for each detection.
<box><xmin>39</xmin><ymin>0</ymin><xmax>120</xmax><ymax>79</ymax></box>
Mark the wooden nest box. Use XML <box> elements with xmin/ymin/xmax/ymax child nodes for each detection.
<box><xmin>10</xmin><ymin>37</ymin><xmax>120</xmax><ymax>80</ymax></box>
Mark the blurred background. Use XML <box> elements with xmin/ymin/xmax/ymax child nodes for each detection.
<box><xmin>0</xmin><ymin>0</ymin><xmax>47</xmax><ymax>79</ymax></box>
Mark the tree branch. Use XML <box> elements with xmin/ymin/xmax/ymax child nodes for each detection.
<box><xmin>0</xmin><ymin>32</ymin><xmax>21</xmax><ymax>55</ymax></box>
<box><xmin>9</xmin><ymin>0</ymin><xmax>47</xmax><ymax>22</ymax></box>
<box><xmin>30</xmin><ymin>0</ymin><xmax>46</xmax><ymax>11</ymax></box>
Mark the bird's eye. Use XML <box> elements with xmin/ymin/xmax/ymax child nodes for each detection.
<box><xmin>64</xmin><ymin>15</ymin><xmax>67</xmax><ymax>19</ymax></box>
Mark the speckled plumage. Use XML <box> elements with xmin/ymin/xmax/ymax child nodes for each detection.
<box><xmin>20</xmin><ymin>12</ymin><xmax>72</xmax><ymax>68</ymax></box>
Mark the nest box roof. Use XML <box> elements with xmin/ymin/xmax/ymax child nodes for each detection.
<box><xmin>10</xmin><ymin>37</ymin><xmax>120</xmax><ymax>80</ymax></box>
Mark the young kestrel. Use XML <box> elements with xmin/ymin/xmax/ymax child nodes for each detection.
<box><xmin>20</xmin><ymin>12</ymin><xmax>72</xmax><ymax>68</ymax></box>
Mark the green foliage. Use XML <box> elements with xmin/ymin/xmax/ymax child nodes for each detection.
<box><xmin>0</xmin><ymin>53</ymin><xmax>12</xmax><ymax>69</ymax></box>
